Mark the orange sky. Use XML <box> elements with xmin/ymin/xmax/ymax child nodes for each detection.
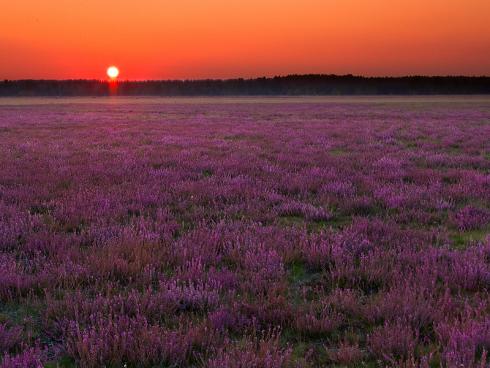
<box><xmin>1</xmin><ymin>0</ymin><xmax>489</xmax><ymax>79</ymax></box>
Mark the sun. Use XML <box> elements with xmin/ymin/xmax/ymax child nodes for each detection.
<box><xmin>107</xmin><ymin>66</ymin><xmax>119</xmax><ymax>79</ymax></box>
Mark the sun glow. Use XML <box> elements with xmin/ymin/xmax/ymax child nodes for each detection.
<box><xmin>107</xmin><ymin>66</ymin><xmax>119</xmax><ymax>79</ymax></box>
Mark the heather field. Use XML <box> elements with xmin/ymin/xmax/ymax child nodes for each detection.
<box><xmin>1</xmin><ymin>97</ymin><xmax>490</xmax><ymax>368</ymax></box>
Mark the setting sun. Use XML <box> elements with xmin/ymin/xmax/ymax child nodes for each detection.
<box><xmin>107</xmin><ymin>66</ymin><xmax>119</xmax><ymax>79</ymax></box>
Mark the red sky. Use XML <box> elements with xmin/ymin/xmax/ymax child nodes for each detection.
<box><xmin>1</xmin><ymin>0</ymin><xmax>489</xmax><ymax>80</ymax></box>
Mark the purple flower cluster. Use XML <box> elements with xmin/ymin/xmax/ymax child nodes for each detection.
<box><xmin>454</xmin><ymin>206</ymin><xmax>490</xmax><ymax>231</ymax></box>
<box><xmin>0</xmin><ymin>347</ymin><xmax>44</xmax><ymax>368</ymax></box>
<box><xmin>0</xmin><ymin>99</ymin><xmax>489</xmax><ymax>367</ymax></box>
<box><xmin>0</xmin><ymin>324</ymin><xmax>22</xmax><ymax>355</ymax></box>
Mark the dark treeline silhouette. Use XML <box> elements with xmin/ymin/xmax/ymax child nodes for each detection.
<box><xmin>1</xmin><ymin>75</ymin><xmax>490</xmax><ymax>96</ymax></box>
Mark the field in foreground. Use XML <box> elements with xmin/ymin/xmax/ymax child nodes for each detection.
<box><xmin>0</xmin><ymin>97</ymin><xmax>489</xmax><ymax>367</ymax></box>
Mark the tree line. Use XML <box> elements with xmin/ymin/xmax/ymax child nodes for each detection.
<box><xmin>1</xmin><ymin>75</ymin><xmax>489</xmax><ymax>96</ymax></box>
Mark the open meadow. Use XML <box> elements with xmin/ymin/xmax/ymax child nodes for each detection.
<box><xmin>0</xmin><ymin>97</ymin><xmax>490</xmax><ymax>367</ymax></box>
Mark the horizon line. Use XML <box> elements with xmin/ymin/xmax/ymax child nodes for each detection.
<box><xmin>3</xmin><ymin>74</ymin><xmax>490</xmax><ymax>83</ymax></box>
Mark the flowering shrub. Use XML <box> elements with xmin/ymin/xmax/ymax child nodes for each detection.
<box><xmin>453</xmin><ymin>206</ymin><xmax>490</xmax><ymax>231</ymax></box>
<box><xmin>0</xmin><ymin>99</ymin><xmax>489</xmax><ymax>366</ymax></box>
<box><xmin>0</xmin><ymin>347</ymin><xmax>45</xmax><ymax>368</ymax></box>
<box><xmin>327</xmin><ymin>340</ymin><xmax>364</xmax><ymax>365</ymax></box>
<box><xmin>64</xmin><ymin>314</ymin><xmax>197</xmax><ymax>368</ymax></box>
<box><xmin>368</xmin><ymin>320</ymin><xmax>419</xmax><ymax>362</ymax></box>
<box><xmin>207</xmin><ymin>333</ymin><xmax>292</xmax><ymax>368</ymax></box>
<box><xmin>0</xmin><ymin>323</ymin><xmax>22</xmax><ymax>354</ymax></box>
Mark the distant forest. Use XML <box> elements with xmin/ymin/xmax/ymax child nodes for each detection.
<box><xmin>1</xmin><ymin>75</ymin><xmax>489</xmax><ymax>96</ymax></box>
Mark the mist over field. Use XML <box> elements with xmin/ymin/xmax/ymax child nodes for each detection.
<box><xmin>0</xmin><ymin>97</ymin><xmax>489</xmax><ymax>367</ymax></box>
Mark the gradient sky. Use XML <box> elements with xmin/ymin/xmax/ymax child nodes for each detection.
<box><xmin>1</xmin><ymin>0</ymin><xmax>489</xmax><ymax>80</ymax></box>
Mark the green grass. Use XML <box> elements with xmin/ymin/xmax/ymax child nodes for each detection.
<box><xmin>288</xmin><ymin>261</ymin><xmax>308</xmax><ymax>284</ymax></box>
<box><xmin>223</xmin><ymin>134</ymin><xmax>264</xmax><ymax>142</ymax></box>
<box><xmin>450</xmin><ymin>228</ymin><xmax>489</xmax><ymax>249</ymax></box>
<box><xmin>446</xmin><ymin>143</ymin><xmax>462</xmax><ymax>154</ymax></box>
<box><xmin>277</xmin><ymin>215</ymin><xmax>305</xmax><ymax>227</ymax></box>
<box><xmin>398</xmin><ymin>138</ymin><xmax>418</xmax><ymax>149</ymax></box>
<box><xmin>286</xmin><ymin>261</ymin><xmax>324</xmax><ymax>306</ymax></box>
<box><xmin>314</xmin><ymin>215</ymin><xmax>352</xmax><ymax>230</ymax></box>
<box><xmin>289</xmin><ymin>341</ymin><xmax>312</xmax><ymax>365</ymax></box>
<box><xmin>44</xmin><ymin>356</ymin><xmax>77</xmax><ymax>368</ymax></box>
<box><xmin>0</xmin><ymin>301</ymin><xmax>44</xmax><ymax>345</ymax></box>
<box><xmin>278</xmin><ymin>214</ymin><xmax>352</xmax><ymax>232</ymax></box>
<box><xmin>330</xmin><ymin>148</ymin><xmax>349</xmax><ymax>156</ymax></box>
<box><xmin>0</xmin><ymin>301</ymin><xmax>41</xmax><ymax>326</ymax></box>
<box><xmin>202</xmin><ymin>169</ymin><xmax>214</xmax><ymax>177</ymax></box>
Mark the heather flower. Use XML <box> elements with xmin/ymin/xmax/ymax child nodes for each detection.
<box><xmin>64</xmin><ymin>314</ymin><xmax>192</xmax><ymax>368</ymax></box>
<box><xmin>207</xmin><ymin>333</ymin><xmax>292</xmax><ymax>368</ymax></box>
<box><xmin>0</xmin><ymin>323</ymin><xmax>23</xmax><ymax>353</ymax></box>
<box><xmin>327</xmin><ymin>340</ymin><xmax>364</xmax><ymax>365</ymax></box>
<box><xmin>294</xmin><ymin>306</ymin><xmax>343</xmax><ymax>337</ymax></box>
<box><xmin>1</xmin><ymin>99</ymin><xmax>489</xmax><ymax>367</ymax></box>
<box><xmin>0</xmin><ymin>347</ymin><xmax>45</xmax><ymax>368</ymax></box>
<box><xmin>437</xmin><ymin>317</ymin><xmax>490</xmax><ymax>367</ymax></box>
<box><xmin>453</xmin><ymin>206</ymin><xmax>490</xmax><ymax>231</ymax></box>
<box><xmin>368</xmin><ymin>320</ymin><xmax>419</xmax><ymax>362</ymax></box>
